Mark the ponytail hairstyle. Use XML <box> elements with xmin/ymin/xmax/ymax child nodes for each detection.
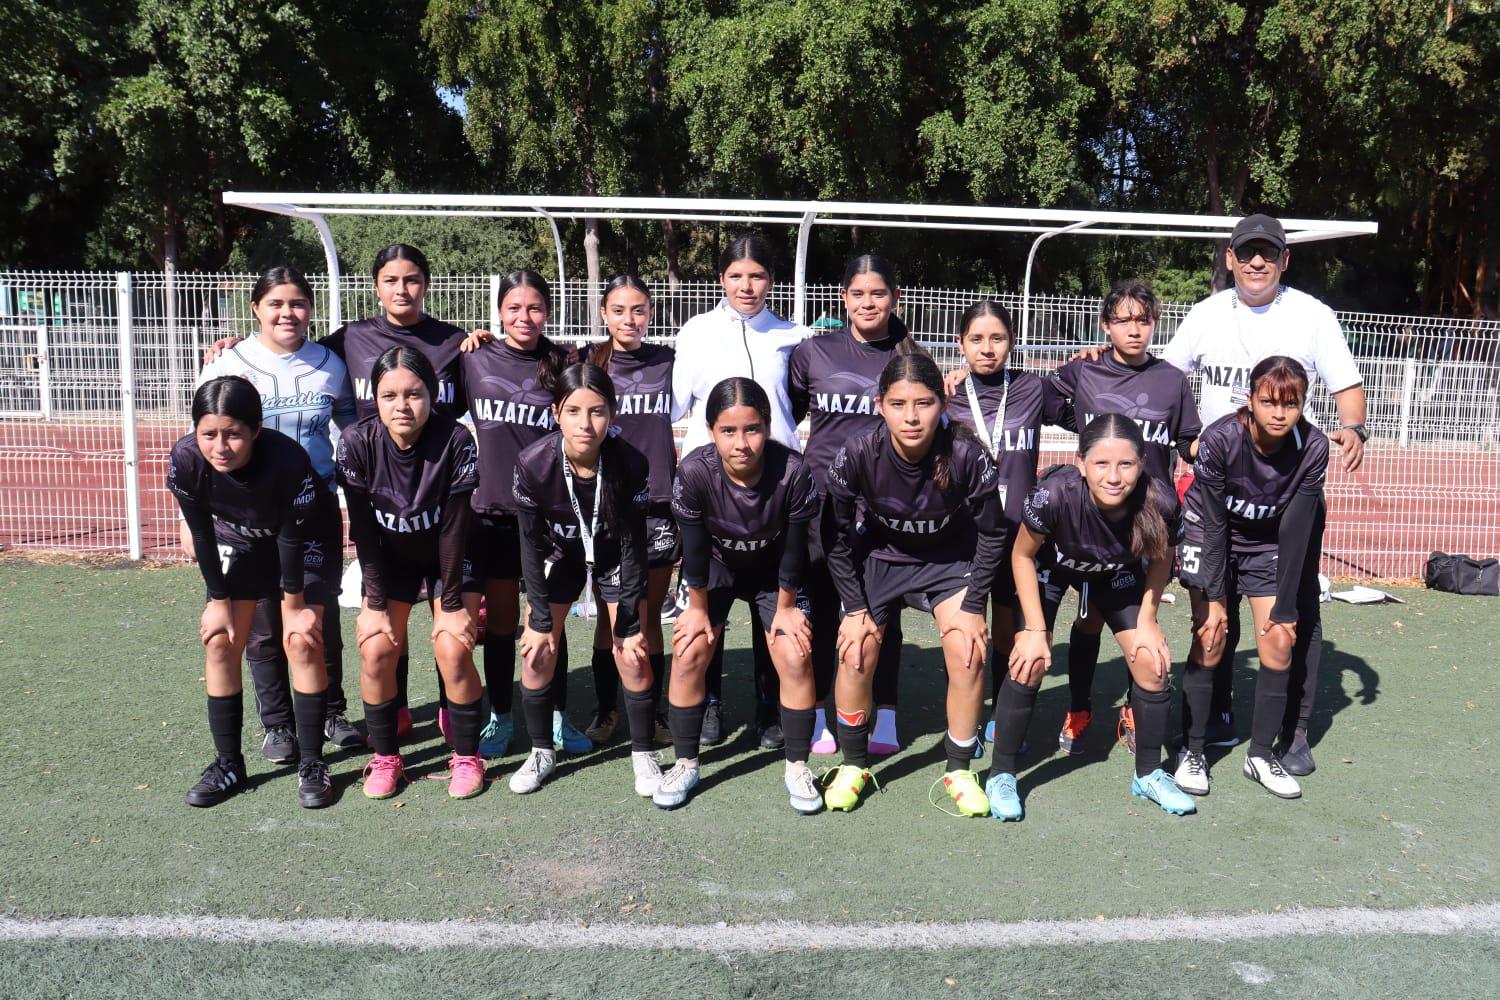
<box><xmin>250</xmin><ymin>266</ymin><xmax>314</xmax><ymax>308</ymax></box>
<box><xmin>371</xmin><ymin>243</ymin><xmax>431</xmax><ymax>283</ymax></box>
<box><xmin>1237</xmin><ymin>355</ymin><xmax>1309</xmax><ymax>429</ymax></box>
<box><xmin>1076</xmin><ymin>413</ymin><xmax>1170</xmax><ymax>561</ymax></box>
<box><xmin>553</xmin><ymin>362</ymin><xmax>633</xmax><ymax>538</ymax></box>
<box><xmin>704</xmin><ymin>376</ymin><xmax>773</xmax><ymax>430</ymax></box>
<box><xmin>958</xmin><ymin>298</ymin><xmax>1015</xmax><ymax>342</ymax></box>
<box><xmin>876</xmin><ymin>352</ymin><xmax>976</xmax><ymax>495</ymax></box>
<box><xmin>193</xmin><ymin>375</ymin><xmax>263</xmax><ymax>430</ymax></box>
<box><xmin>717</xmin><ymin>235</ymin><xmax>778</xmax><ymax>280</ymax></box>
<box><xmin>497</xmin><ymin>268</ymin><xmax>568</xmax><ymax>393</ymax></box>
<box><xmin>590</xmin><ymin>274</ymin><xmax>653</xmax><ymax>371</ymax></box>
<box><xmin>1099</xmin><ymin>280</ymin><xmax>1162</xmax><ymax>326</ymax></box>
<box><xmin>370</xmin><ymin>345</ymin><xmax>439</xmax><ymax>402</ymax></box>
<box><xmin>841</xmin><ymin>253</ymin><xmax>920</xmax><ymax>356</ymax></box>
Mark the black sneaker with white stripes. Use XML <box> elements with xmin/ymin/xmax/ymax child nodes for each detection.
<box><xmin>185</xmin><ymin>756</ymin><xmax>248</xmax><ymax>808</ymax></box>
<box><xmin>297</xmin><ymin>759</ymin><xmax>334</xmax><ymax>809</ymax></box>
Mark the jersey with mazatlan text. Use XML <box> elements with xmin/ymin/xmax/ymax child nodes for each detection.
<box><xmin>1183</xmin><ymin>413</ymin><xmax>1328</xmax><ymax>554</ymax></box>
<box><xmin>947</xmin><ymin>368</ymin><xmax>1059</xmax><ymax>524</ymax></box>
<box><xmin>322</xmin><ymin>314</ymin><xmax>467</xmax><ymax>422</ymax></box>
<box><xmin>462</xmin><ymin>339</ymin><xmax>560</xmax><ymax>514</ymax></box>
<box><xmin>1022</xmin><ymin>464</ymin><xmax>1179</xmax><ymax>579</ymax></box>
<box><xmin>672</xmin><ymin>442</ymin><xmax>819</xmax><ymax>576</ymax></box>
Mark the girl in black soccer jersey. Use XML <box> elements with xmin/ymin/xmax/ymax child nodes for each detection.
<box><xmin>168</xmin><ymin>376</ymin><xmax>332</xmax><ymax>809</ymax></box>
<box><xmin>459</xmin><ymin>270</ymin><xmax>592</xmax><ymax>760</ymax></box>
<box><xmin>580</xmin><ymin>276</ymin><xmax>680</xmax><ymax>748</ymax></box>
<box><xmin>666</xmin><ymin>378</ymin><xmax>822</xmax><ymax>812</ymax></box>
<box><xmin>788</xmin><ymin>254</ymin><xmax>916</xmax><ymax>758</ymax></box>
<box><xmin>1177</xmin><ymin>356</ymin><xmax>1328</xmax><ymax>800</ymax></box>
<box><xmin>336</xmin><ymin>348</ymin><xmax>488</xmax><ymax>802</ymax></box>
<box><xmin>944</xmin><ymin>300</ymin><xmax>1062</xmax><ymax>727</ymax></box>
<box><xmin>991</xmin><ymin>414</ymin><xmax>1196</xmax><ymax>821</ymax></box>
<box><xmin>823</xmin><ymin>353</ymin><xmax>1003</xmax><ymax>817</ymax></box>
<box><xmin>510</xmin><ymin>364</ymin><xmax>654</xmax><ymax>797</ymax></box>
<box><xmin>1042</xmin><ymin>283</ymin><xmax>1201</xmax><ymax>758</ymax></box>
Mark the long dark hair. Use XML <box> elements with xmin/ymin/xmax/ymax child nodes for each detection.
<box><xmin>553</xmin><ymin>362</ymin><xmax>633</xmax><ymax>539</ymax></box>
<box><xmin>841</xmin><ymin>253</ymin><xmax>919</xmax><ymax>355</ymax></box>
<box><xmin>704</xmin><ymin>376</ymin><xmax>773</xmax><ymax>429</ymax></box>
<box><xmin>1077</xmin><ymin>413</ymin><xmax>1170</xmax><ymax>561</ymax></box>
<box><xmin>589</xmin><ymin>274</ymin><xmax>653</xmax><ymax>371</ymax></box>
<box><xmin>1238</xmin><ymin>355</ymin><xmax>1310</xmax><ymax>429</ymax></box>
<box><xmin>717</xmin><ymin>235</ymin><xmax>777</xmax><ymax>279</ymax></box>
<box><xmin>250</xmin><ymin>266</ymin><xmax>314</xmax><ymax>308</ymax></box>
<box><xmin>497</xmin><ymin>268</ymin><xmax>567</xmax><ymax>392</ymax></box>
<box><xmin>370</xmin><ymin>345</ymin><xmax>439</xmax><ymax>402</ymax></box>
<box><xmin>193</xmin><ymin>376</ymin><xmax>263</xmax><ymax>430</ymax></box>
<box><xmin>371</xmin><ymin>243</ymin><xmax>431</xmax><ymax>283</ymax></box>
<box><xmin>876</xmin><ymin>353</ymin><xmax>975</xmax><ymax>494</ymax></box>
<box><xmin>958</xmin><ymin>299</ymin><xmax>1015</xmax><ymax>341</ymax></box>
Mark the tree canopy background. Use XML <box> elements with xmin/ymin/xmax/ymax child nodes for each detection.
<box><xmin>3</xmin><ymin>0</ymin><xmax>1495</xmax><ymax>316</ymax></box>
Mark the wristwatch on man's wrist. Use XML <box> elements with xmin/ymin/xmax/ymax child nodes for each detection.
<box><xmin>1341</xmin><ymin>423</ymin><xmax>1370</xmax><ymax>443</ymax></box>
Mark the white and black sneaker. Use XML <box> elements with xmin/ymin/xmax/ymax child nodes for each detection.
<box><xmin>1243</xmin><ymin>753</ymin><xmax>1302</xmax><ymax>799</ymax></box>
<box><xmin>297</xmin><ymin>759</ymin><xmax>334</xmax><ymax>809</ymax></box>
<box><xmin>323</xmin><ymin>713</ymin><xmax>363</xmax><ymax>750</ymax></box>
<box><xmin>261</xmin><ymin>724</ymin><xmax>298</xmax><ymax>764</ymax></box>
<box><xmin>1174</xmin><ymin>748</ymin><xmax>1210</xmax><ymax>796</ymax></box>
<box><xmin>652</xmin><ymin>759</ymin><xmax>700</xmax><ymax>809</ymax></box>
<box><xmin>185</xmin><ymin>756</ymin><xmax>247</xmax><ymax>807</ymax></box>
<box><xmin>508</xmin><ymin>747</ymin><xmax>557</xmax><ymax>794</ymax></box>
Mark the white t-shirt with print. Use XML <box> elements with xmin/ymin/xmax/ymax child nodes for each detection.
<box><xmin>1161</xmin><ymin>286</ymin><xmax>1363</xmax><ymax>426</ymax></box>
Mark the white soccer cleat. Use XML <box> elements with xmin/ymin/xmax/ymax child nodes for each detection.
<box><xmin>652</xmin><ymin>759</ymin><xmax>700</xmax><ymax>809</ymax></box>
<box><xmin>1174</xmin><ymin>748</ymin><xmax>1211</xmax><ymax>796</ymax></box>
<box><xmin>784</xmin><ymin>761</ymin><xmax>824</xmax><ymax>815</ymax></box>
<box><xmin>1243</xmin><ymin>753</ymin><xmax>1301</xmax><ymax>799</ymax></box>
<box><xmin>631</xmin><ymin>750</ymin><xmax>663</xmax><ymax>798</ymax></box>
<box><xmin>508</xmin><ymin>747</ymin><xmax>556</xmax><ymax>794</ymax></box>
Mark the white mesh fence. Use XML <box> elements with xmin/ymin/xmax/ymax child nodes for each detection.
<box><xmin>1</xmin><ymin>270</ymin><xmax>1496</xmax><ymax>577</ymax></box>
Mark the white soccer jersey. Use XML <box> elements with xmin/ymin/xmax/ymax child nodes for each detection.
<box><xmin>197</xmin><ymin>335</ymin><xmax>356</xmax><ymax>484</ymax></box>
<box><xmin>1161</xmin><ymin>286</ymin><xmax>1364</xmax><ymax>426</ymax></box>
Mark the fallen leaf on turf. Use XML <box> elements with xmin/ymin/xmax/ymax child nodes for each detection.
<box><xmin>133</xmin><ymin>784</ymin><xmax>148</xmax><ymax>790</ymax></box>
<box><xmin>945</xmin><ymin>978</ymin><xmax>957</xmax><ymax>986</ymax></box>
<box><xmin>1343</xmin><ymin>758</ymin><xmax>1354</xmax><ymax>764</ymax></box>
<box><xmin>392</xmin><ymin>802</ymin><xmax>404</xmax><ymax>809</ymax></box>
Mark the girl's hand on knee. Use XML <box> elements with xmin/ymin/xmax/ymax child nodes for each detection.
<box><xmin>200</xmin><ymin>599</ymin><xmax>235</xmax><ymax>646</ymax></box>
<box><xmin>1008</xmin><ymin>630</ymin><xmax>1051</xmax><ymax>686</ymax></box>
<box><xmin>613</xmin><ymin>632</ymin><xmax>649</xmax><ymax>675</ymax></box>
<box><xmin>672</xmin><ymin>607</ymin><xmax>712</xmax><ymax>658</ymax></box>
<box><xmin>770</xmin><ymin>606</ymin><xmax>811</xmax><ymax>658</ymax></box>
<box><xmin>942</xmin><ymin>610</ymin><xmax>989</xmax><ymax>667</ymax></box>
<box><xmin>1129</xmin><ymin>621</ymin><xmax>1171</xmax><ymax>684</ymax></box>
<box><xmin>1259</xmin><ymin>618</ymin><xmax>1296</xmax><ymax>668</ymax></box>
<box><xmin>356</xmin><ymin>608</ymin><xmax>396</xmax><ymax>650</ymax></box>
<box><xmin>1196</xmin><ymin>600</ymin><xmax>1228</xmax><ymax>656</ymax></box>
<box><xmin>836</xmin><ymin>612</ymin><xmax>877</xmax><ymax>671</ymax></box>
<box><xmin>432</xmin><ymin>607</ymin><xmax>477</xmax><ymax>651</ymax></box>
<box><xmin>282</xmin><ymin>603</ymin><xmax>321</xmax><ymax>649</ymax></box>
<box><xmin>518</xmin><ymin>626</ymin><xmax>556</xmax><ymax>671</ymax></box>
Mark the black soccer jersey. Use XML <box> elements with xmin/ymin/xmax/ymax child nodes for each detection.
<box><xmin>947</xmin><ymin>369</ymin><xmax>1061</xmax><ymax>525</ymax></box>
<box><xmin>824</xmin><ymin>424</ymin><xmax>1005</xmax><ymax>615</ymax></box>
<box><xmin>1021</xmin><ymin>464</ymin><xmax>1179</xmax><ymax>579</ymax></box>
<box><xmin>598</xmin><ymin>343</ymin><xmax>677</xmax><ymax>505</ymax></box>
<box><xmin>672</xmin><ymin>442</ymin><xmax>819</xmax><ymax>578</ymax></box>
<box><xmin>1184</xmin><ymin>414</ymin><xmax>1329</xmax><ymax>554</ymax></box>
<box><xmin>168</xmin><ymin>428</ymin><xmax>318</xmax><ymax>598</ymax></box>
<box><xmin>1045</xmin><ymin>354</ymin><xmax>1201</xmax><ymax>482</ymax></box>
<box><xmin>322</xmin><ymin>315</ymin><xmax>467</xmax><ymax>422</ymax></box>
<box><xmin>789</xmin><ymin>328</ymin><xmax>905</xmax><ymax>486</ymax></box>
<box><xmin>462</xmin><ymin>339</ymin><xmax>559</xmax><ymax>514</ymax></box>
<box><xmin>335</xmin><ymin>413</ymin><xmax>479</xmax><ymax>611</ymax></box>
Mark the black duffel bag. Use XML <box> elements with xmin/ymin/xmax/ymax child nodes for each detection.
<box><xmin>1424</xmin><ymin>551</ymin><xmax>1500</xmax><ymax>595</ymax></box>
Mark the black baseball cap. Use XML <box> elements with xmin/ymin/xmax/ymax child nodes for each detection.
<box><xmin>1230</xmin><ymin>214</ymin><xmax>1286</xmax><ymax>252</ymax></box>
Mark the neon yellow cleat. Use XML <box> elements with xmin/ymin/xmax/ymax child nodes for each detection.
<box><xmin>938</xmin><ymin>769</ymin><xmax>991</xmax><ymax>817</ymax></box>
<box><xmin>822</xmin><ymin>764</ymin><xmax>873</xmax><ymax>811</ymax></box>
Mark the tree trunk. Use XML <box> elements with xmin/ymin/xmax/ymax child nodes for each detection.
<box><xmin>583</xmin><ymin>217</ymin><xmax>602</xmax><ymax>338</ymax></box>
<box><xmin>1203</xmin><ymin>121</ymin><xmax>1231</xmax><ymax>293</ymax></box>
<box><xmin>162</xmin><ymin>201</ymin><xmax>185</xmax><ymax>410</ymax></box>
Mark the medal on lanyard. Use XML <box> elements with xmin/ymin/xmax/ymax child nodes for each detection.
<box><xmin>560</xmin><ymin>438</ymin><xmax>603</xmax><ymax>568</ymax></box>
<box><xmin>965</xmin><ymin>369</ymin><xmax>1010</xmax><ymax>510</ymax></box>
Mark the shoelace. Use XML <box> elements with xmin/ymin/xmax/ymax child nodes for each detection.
<box><xmin>659</xmin><ymin>761</ymin><xmax>697</xmax><ymax>792</ymax></box>
<box><xmin>928</xmin><ymin>770</ymin><xmax>985</xmax><ymax>818</ymax></box>
<box><xmin>786</xmin><ymin>766</ymin><xmax>819</xmax><ymax>799</ymax></box>
<box><xmin>200</xmin><ymin>759</ymin><xmax>237</xmax><ymax>788</ymax></box>
<box><xmin>1264</xmin><ymin>756</ymin><xmax>1290</xmax><ymax>779</ymax></box>
<box><xmin>298</xmin><ymin>760</ymin><xmax>329</xmax><ymax>782</ymax></box>
<box><xmin>363</xmin><ymin>755</ymin><xmax>403</xmax><ymax>782</ymax></box>
<box><xmin>818</xmin><ymin>764</ymin><xmax>881</xmax><ymax>793</ymax></box>
<box><xmin>1181</xmin><ymin>753</ymin><xmax>1206</xmax><ymax>777</ymax></box>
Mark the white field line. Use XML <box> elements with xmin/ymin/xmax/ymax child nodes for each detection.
<box><xmin>1</xmin><ymin>904</ymin><xmax>1499</xmax><ymax>952</ymax></box>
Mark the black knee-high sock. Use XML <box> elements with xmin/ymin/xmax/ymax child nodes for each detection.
<box><xmin>1212</xmin><ymin>614</ymin><xmax>1238</xmax><ymax>714</ymax></box>
<box><xmin>1183</xmin><ymin>664</ymin><xmax>1215</xmax><ymax>754</ymax></box>
<box><xmin>520</xmin><ymin>679</ymin><xmax>554</xmax><ymax>751</ymax></box>
<box><xmin>1286</xmin><ymin>612</ymin><xmax>1323</xmax><ymax>738</ymax></box>
<box><xmin>483</xmin><ymin>632</ymin><xmax>516</xmax><ymax>716</ymax></box>
<box><xmin>836</xmin><ymin>709</ymin><xmax>871</xmax><ymax>768</ymax></box>
<box><xmin>364</xmin><ymin>698</ymin><xmax>399</xmax><ymax>757</ymax></box>
<box><xmin>553</xmin><ymin>636</ymin><xmax>570</xmax><ymax>712</ymax></box>
<box><xmin>1249</xmin><ymin>666</ymin><xmax>1290</xmax><ymax>758</ymax></box>
<box><xmin>669</xmin><ymin>701</ymin><xmax>707</xmax><ymax>761</ymax></box>
<box><xmin>706</xmin><ymin>639</ymin><xmax>724</xmax><ymax>701</ymax></box>
<box><xmin>781</xmin><ymin>705</ymin><xmax>815</xmax><ymax>764</ymax></box>
<box><xmin>944</xmin><ymin>733</ymin><xmax>977</xmax><ymax>773</ymax></box>
<box><xmin>207</xmin><ymin>692</ymin><xmax>244</xmax><ymax>762</ymax></box>
<box><xmin>623</xmin><ymin>686</ymin><xmax>657</xmax><ymax>753</ymax></box>
<box><xmin>990</xmin><ymin>677</ymin><xmax>1039</xmax><ymax>775</ymax></box>
<box><xmin>1132</xmin><ymin>686</ymin><xmax>1171</xmax><ymax>778</ymax></box>
<box><xmin>291</xmin><ymin>689</ymin><xmax>327</xmax><ymax>766</ymax></box>
<box><xmin>396</xmin><ymin>654</ymin><xmax>410</xmax><ymax>708</ymax></box>
<box><xmin>648</xmin><ymin>653</ymin><xmax>666</xmax><ymax>708</ymax></box>
<box><xmin>448</xmin><ymin>696</ymin><xmax>483</xmax><ymax>757</ymax></box>
<box><xmin>1067</xmin><ymin>625</ymin><xmax>1103</xmax><ymax>712</ymax></box>
<box><xmin>872</xmin><ymin>623</ymin><xmax>901</xmax><ymax>706</ymax></box>
<box><xmin>592</xmin><ymin>646</ymin><xmax>618</xmax><ymax>713</ymax></box>
<box><xmin>435</xmin><ymin>665</ymin><xmax>447</xmax><ymax>711</ymax></box>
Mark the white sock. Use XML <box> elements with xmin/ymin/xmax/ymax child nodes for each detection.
<box><xmin>813</xmin><ymin>707</ymin><xmax>834</xmax><ymax>741</ymax></box>
<box><xmin>948</xmin><ymin>729</ymin><xmax>978</xmax><ymax>749</ymax></box>
<box><xmin>872</xmin><ymin>707</ymin><xmax>899</xmax><ymax>745</ymax></box>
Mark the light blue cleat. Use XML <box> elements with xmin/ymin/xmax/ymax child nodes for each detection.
<box><xmin>553</xmin><ymin>711</ymin><xmax>593</xmax><ymax>754</ymax></box>
<box><xmin>986</xmin><ymin>772</ymin><xmax>1024</xmax><ymax>821</ymax></box>
<box><xmin>1131</xmin><ymin>768</ymin><xmax>1197</xmax><ymax>815</ymax></box>
<box><xmin>478</xmin><ymin>712</ymin><xmax>512</xmax><ymax>758</ymax></box>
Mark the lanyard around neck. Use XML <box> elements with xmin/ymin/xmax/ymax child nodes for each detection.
<box><xmin>965</xmin><ymin>369</ymin><xmax>1010</xmax><ymax>457</ymax></box>
<box><xmin>559</xmin><ymin>438</ymin><xmax>603</xmax><ymax>568</ymax></box>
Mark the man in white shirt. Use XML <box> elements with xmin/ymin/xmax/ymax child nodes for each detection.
<box><xmin>1162</xmin><ymin>213</ymin><xmax>1369</xmax><ymax>471</ymax></box>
